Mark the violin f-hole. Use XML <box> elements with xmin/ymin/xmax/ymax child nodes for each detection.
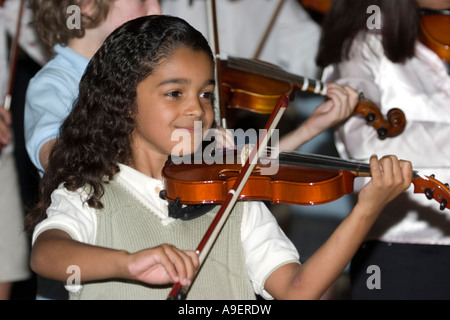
<box><xmin>218</xmin><ymin>167</ymin><xmax>262</xmax><ymax>177</ymax></box>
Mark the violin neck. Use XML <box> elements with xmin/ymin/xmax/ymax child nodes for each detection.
<box><xmin>278</xmin><ymin>152</ymin><xmax>424</xmax><ymax>179</ymax></box>
<box><xmin>278</xmin><ymin>152</ymin><xmax>371</xmax><ymax>176</ymax></box>
<box><xmin>226</xmin><ymin>56</ymin><xmax>327</xmax><ymax>96</ymax></box>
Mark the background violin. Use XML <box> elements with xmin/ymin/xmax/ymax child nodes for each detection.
<box><xmin>299</xmin><ymin>0</ymin><xmax>332</xmax><ymax>23</ymax></box>
<box><xmin>300</xmin><ymin>0</ymin><xmax>332</xmax><ymax>14</ymax></box>
<box><xmin>219</xmin><ymin>55</ymin><xmax>406</xmax><ymax>139</ymax></box>
<box><xmin>299</xmin><ymin>2</ymin><xmax>450</xmax><ymax>65</ymax></box>
<box><xmin>419</xmin><ymin>9</ymin><xmax>450</xmax><ymax>67</ymax></box>
<box><xmin>162</xmin><ymin>150</ymin><xmax>450</xmax><ymax>211</ymax></box>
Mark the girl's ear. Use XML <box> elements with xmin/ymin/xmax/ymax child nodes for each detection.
<box><xmin>78</xmin><ymin>0</ymin><xmax>96</xmax><ymax>18</ymax></box>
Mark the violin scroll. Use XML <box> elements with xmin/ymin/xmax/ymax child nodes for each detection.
<box><xmin>354</xmin><ymin>93</ymin><xmax>406</xmax><ymax>139</ymax></box>
<box><xmin>413</xmin><ymin>174</ymin><xmax>450</xmax><ymax>211</ymax></box>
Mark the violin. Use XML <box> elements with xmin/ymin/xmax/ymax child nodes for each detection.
<box><xmin>162</xmin><ymin>149</ymin><xmax>450</xmax><ymax>211</ymax></box>
<box><xmin>219</xmin><ymin>55</ymin><xmax>406</xmax><ymax>139</ymax></box>
<box><xmin>419</xmin><ymin>9</ymin><xmax>450</xmax><ymax>63</ymax></box>
<box><xmin>299</xmin><ymin>0</ymin><xmax>332</xmax><ymax>14</ymax></box>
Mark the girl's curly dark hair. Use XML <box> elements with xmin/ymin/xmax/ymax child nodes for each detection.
<box><xmin>25</xmin><ymin>15</ymin><xmax>214</xmax><ymax>235</ymax></box>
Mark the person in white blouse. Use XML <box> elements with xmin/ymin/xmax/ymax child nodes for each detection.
<box><xmin>317</xmin><ymin>0</ymin><xmax>450</xmax><ymax>299</ymax></box>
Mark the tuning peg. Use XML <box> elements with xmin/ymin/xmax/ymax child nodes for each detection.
<box><xmin>441</xmin><ymin>199</ymin><xmax>448</xmax><ymax>211</ymax></box>
<box><xmin>430</xmin><ymin>174</ymin><xmax>436</xmax><ymax>179</ymax></box>
<box><xmin>425</xmin><ymin>188</ymin><xmax>434</xmax><ymax>200</ymax></box>
<box><xmin>377</xmin><ymin>128</ymin><xmax>388</xmax><ymax>138</ymax></box>
<box><xmin>445</xmin><ymin>183</ymin><xmax>449</xmax><ymax>189</ymax></box>
<box><xmin>365</xmin><ymin>112</ymin><xmax>375</xmax><ymax>122</ymax></box>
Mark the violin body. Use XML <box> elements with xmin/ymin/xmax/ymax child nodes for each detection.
<box><xmin>219</xmin><ymin>56</ymin><xmax>406</xmax><ymax>139</ymax></box>
<box><xmin>420</xmin><ymin>9</ymin><xmax>450</xmax><ymax>63</ymax></box>
<box><xmin>162</xmin><ymin>155</ymin><xmax>356</xmax><ymax>206</ymax></box>
<box><xmin>220</xmin><ymin>59</ymin><xmax>293</xmax><ymax>114</ymax></box>
<box><xmin>300</xmin><ymin>0</ymin><xmax>332</xmax><ymax>14</ymax></box>
<box><xmin>219</xmin><ymin>56</ymin><xmax>328</xmax><ymax>115</ymax></box>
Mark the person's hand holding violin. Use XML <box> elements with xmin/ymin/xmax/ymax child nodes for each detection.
<box><xmin>264</xmin><ymin>154</ymin><xmax>413</xmax><ymax>300</ymax></box>
<box><xmin>357</xmin><ymin>155</ymin><xmax>413</xmax><ymax>216</ymax></box>
<box><xmin>278</xmin><ymin>83</ymin><xmax>359</xmax><ymax>152</ymax></box>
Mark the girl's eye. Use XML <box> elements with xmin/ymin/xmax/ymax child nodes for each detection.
<box><xmin>201</xmin><ymin>91</ymin><xmax>216</xmax><ymax>103</ymax></box>
<box><xmin>166</xmin><ymin>91</ymin><xmax>182</xmax><ymax>98</ymax></box>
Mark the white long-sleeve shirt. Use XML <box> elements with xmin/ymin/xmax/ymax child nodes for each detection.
<box><xmin>323</xmin><ymin>32</ymin><xmax>450</xmax><ymax>245</ymax></box>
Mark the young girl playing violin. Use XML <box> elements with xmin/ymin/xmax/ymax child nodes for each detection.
<box><xmin>25</xmin><ymin>15</ymin><xmax>413</xmax><ymax>300</ymax></box>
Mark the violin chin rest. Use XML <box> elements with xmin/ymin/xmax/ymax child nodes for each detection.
<box><xmin>160</xmin><ymin>190</ymin><xmax>216</xmax><ymax>220</ymax></box>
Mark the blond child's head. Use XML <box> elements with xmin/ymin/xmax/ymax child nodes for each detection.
<box><xmin>30</xmin><ymin>0</ymin><xmax>110</xmax><ymax>48</ymax></box>
<box><xmin>30</xmin><ymin>0</ymin><xmax>161</xmax><ymax>49</ymax></box>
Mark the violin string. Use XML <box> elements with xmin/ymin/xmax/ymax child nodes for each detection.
<box><xmin>227</xmin><ymin>56</ymin><xmax>304</xmax><ymax>85</ymax></box>
<box><xmin>227</xmin><ymin>56</ymin><xmax>324</xmax><ymax>93</ymax></box>
<box><xmin>211</xmin><ymin>145</ymin><xmax>372</xmax><ymax>172</ymax></box>
<box><xmin>207</xmin><ymin>145</ymin><xmax>425</xmax><ymax>181</ymax></box>
<box><xmin>278</xmin><ymin>152</ymin><xmax>371</xmax><ymax>173</ymax></box>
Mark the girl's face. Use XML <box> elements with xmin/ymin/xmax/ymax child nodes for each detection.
<box><xmin>132</xmin><ymin>47</ymin><xmax>215</xmax><ymax>173</ymax></box>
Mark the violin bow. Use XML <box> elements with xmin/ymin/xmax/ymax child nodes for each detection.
<box><xmin>253</xmin><ymin>0</ymin><xmax>285</xmax><ymax>60</ymax></box>
<box><xmin>1</xmin><ymin>0</ymin><xmax>25</xmax><ymax>155</ymax></box>
<box><xmin>206</xmin><ymin>0</ymin><xmax>228</xmax><ymax>128</ymax></box>
<box><xmin>2</xmin><ymin>0</ymin><xmax>25</xmax><ymax>112</ymax></box>
<box><xmin>167</xmin><ymin>93</ymin><xmax>291</xmax><ymax>300</ymax></box>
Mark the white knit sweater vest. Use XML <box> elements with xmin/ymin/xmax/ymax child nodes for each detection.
<box><xmin>70</xmin><ymin>180</ymin><xmax>256</xmax><ymax>300</ymax></box>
